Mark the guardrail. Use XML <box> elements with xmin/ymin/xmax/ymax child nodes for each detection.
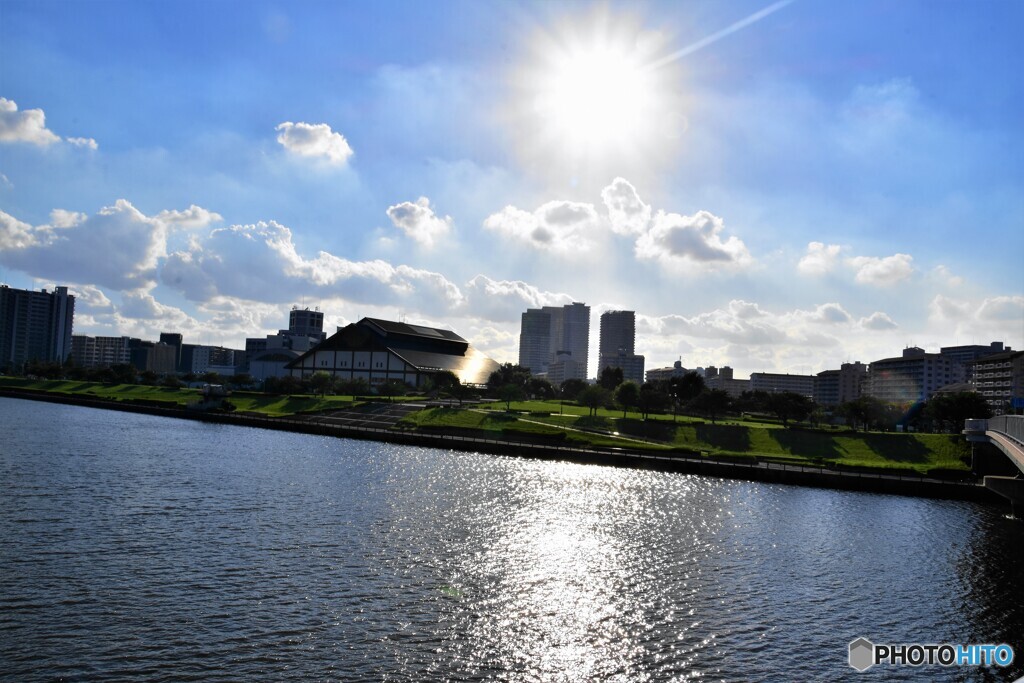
<box><xmin>988</xmin><ymin>415</ymin><xmax>1024</xmax><ymax>447</ymax></box>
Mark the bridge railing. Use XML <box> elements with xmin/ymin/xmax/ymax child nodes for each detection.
<box><xmin>988</xmin><ymin>415</ymin><xmax>1024</xmax><ymax>447</ymax></box>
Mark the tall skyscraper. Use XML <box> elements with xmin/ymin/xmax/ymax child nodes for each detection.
<box><xmin>598</xmin><ymin>310</ymin><xmax>645</xmax><ymax>383</ymax></box>
<box><xmin>518</xmin><ymin>302</ymin><xmax>590</xmax><ymax>380</ymax></box>
<box><xmin>518</xmin><ymin>308</ymin><xmax>551</xmax><ymax>374</ymax></box>
<box><xmin>0</xmin><ymin>285</ymin><xmax>75</xmax><ymax>370</ymax></box>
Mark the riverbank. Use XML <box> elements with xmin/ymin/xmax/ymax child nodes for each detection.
<box><xmin>0</xmin><ymin>387</ymin><xmax>1001</xmax><ymax>506</ymax></box>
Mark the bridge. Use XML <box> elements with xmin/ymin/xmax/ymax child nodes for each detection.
<box><xmin>964</xmin><ymin>415</ymin><xmax>1024</xmax><ymax>517</ymax></box>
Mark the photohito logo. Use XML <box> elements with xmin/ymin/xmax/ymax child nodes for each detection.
<box><xmin>849</xmin><ymin>637</ymin><xmax>1014</xmax><ymax>672</ymax></box>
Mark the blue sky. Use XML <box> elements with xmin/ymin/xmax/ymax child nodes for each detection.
<box><xmin>1</xmin><ymin>0</ymin><xmax>1021</xmax><ymax>377</ymax></box>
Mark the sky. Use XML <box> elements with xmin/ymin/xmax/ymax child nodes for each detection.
<box><xmin>1</xmin><ymin>0</ymin><xmax>1021</xmax><ymax>379</ymax></box>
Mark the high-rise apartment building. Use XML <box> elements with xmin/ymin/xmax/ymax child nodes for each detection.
<box><xmin>518</xmin><ymin>308</ymin><xmax>552</xmax><ymax>374</ymax></box>
<box><xmin>866</xmin><ymin>347</ymin><xmax>961</xmax><ymax>405</ymax></box>
<box><xmin>0</xmin><ymin>284</ymin><xmax>75</xmax><ymax>370</ymax></box>
<box><xmin>71</xmin><ymin>335</ymin><xmax>133</xmax><ymax>368</ymax></box>
<box><xmin>598</xmin><ymin>310</ymin><xmax>645</xmax><ymax>383</ymax></box>
<box><xmin>517</xmin><ymin>302</ymin><xmax>590</xmax><ymax>380</ymax></box>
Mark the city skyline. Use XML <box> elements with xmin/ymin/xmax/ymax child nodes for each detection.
<box><xmin>1</xmin><ymin>1</ymin><xmax>1022</xmax><ymax>378</ymax></box>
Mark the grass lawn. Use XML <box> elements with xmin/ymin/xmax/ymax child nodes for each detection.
<box><xmin>409</xmin><ymin>402</ymin><xmax>971</xmax><ymax>474</ymax></box>
<box><xmin>0</xmin><ymin>377</ymin><xmax>363</xmax><ymax>417</ymax></box>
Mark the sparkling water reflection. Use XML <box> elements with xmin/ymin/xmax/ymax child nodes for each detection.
<box><xmin>1</xmin><ymin>397</ymin><xmax>1022</xmax><ymax>681</ymax></box>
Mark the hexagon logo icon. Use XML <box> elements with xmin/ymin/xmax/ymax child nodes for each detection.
<box><xmin>849</xmin><ymin>637</ymin><xmax>875</xmax><ymax>671</ymax></box>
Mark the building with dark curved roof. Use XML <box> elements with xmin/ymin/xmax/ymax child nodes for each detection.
<box><xmin>286</xmin><ymin>317</ymin><xmax>500</xmax><ymax>387</ymax></box>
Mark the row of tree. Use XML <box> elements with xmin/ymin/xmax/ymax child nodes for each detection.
<box><xmin>481</xmin><ymin>362</ymin><xmax>993</xmax><ymax>433</ymax></box>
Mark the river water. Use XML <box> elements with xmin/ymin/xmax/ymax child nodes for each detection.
<box><xmin>1</xmin><ymin>397</ymin><xmax>1022</xmax><ymax>682</ymax></box>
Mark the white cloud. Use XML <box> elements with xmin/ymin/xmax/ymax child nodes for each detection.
<box><xmin>0</xmin><ymin>97</ymin><xmax>61</xmax><ymax>146</ymax></box>
<box><xmin>386</xmin><ymin>196</ymin><xmax>451</xmax><ymax>247</ymax></box>
<box><xmin>483</xmin><ymin>200</ymin><xmax>600</xmax><ymax>252</ymax></box>
<box><xmin>275</xmin><ymin>121</ymin><xmax>354</xmax><ymax>165</ymax></box>
<box><xmin>155</xmin><ymin>205</ymin><xmax>223</xmax><ymax>229</ymax></box>
<box><xmin>930</xmin><ymin>265</ymin><xmax>964</xmax><ymax>287</ymax></box>
<box><xmin>798</xmin><ymin>242</ymin><xmax>842</xmax><ymax>276</ymax></box>
<box><xmin>848</xmin><ymin>253</ymin><xmax>914</xmax><ymax>286</ymax></box>
<box><xmin>66</xmin><ymin>136</ymin><xmax>98</xmax><ymax>150</ymax></box>
<box><xmin>601</xmin><ymin>177</ymin><xmax>650</xmax><ymax>236</ymax></box>
<box><xmin>462</xmin><ymin>274</ymin><xmax>574</xmax><ymax>321</ymax></box>
<box><xmin>49</xmin><ymin>209</ymin><xmax>87</xmax><ymax>228</ymax></box>
<box><xmin>860</xmin><ymin>311</ymin><xmax>898</xmax><ymax>330</ymax></box>
<box><xmin>635</xmin><ymin>210</ymin><xmax>752</xmax><ymax>271</ymax></box>
<box><xmin>0</xmin><ymin>200</ymin><xmax>220</xmax><ymax>291</ymax></box>
<box><xmin>161</xmin><ymin>219</ymin><xmax>465</xmax><ymax>316</ymax></box>
<box><xmin>806</xmin><ymin>302</ymin><xmax>852</xmax><ymax>324</ymax></box>
<box><xmin>977</xmin><ymin>295</ymin><xmax>1024</xmax><ymax>322</ymax></box>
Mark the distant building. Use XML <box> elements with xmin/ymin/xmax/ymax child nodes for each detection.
<box><xmin>180</xmin><ymin>344</ymin><xmax>241</xmax><ymax>375</ymax></box>
<box><xmin>866</xmin><ymin>347</ymin><xmax>961</xmax><ymax>405</ymax></box>
<box><xmin>159</xmin><ymin>332</ymin><xmax>183</xmax><ymax>371</ymax></box>
<box><xmin>517</xmin><ymin>302</ymin><xmax>590</xmax><ymax>379</ymax></box>
<box><xmin>0</xmin><ymin>284</ymin><xmax>75</xmax><ymax>370</ymax></box>
<box><xmin>968</xmin><ymin>350</ymin><xmax>1024</xmax><ymax>415</ymax></box>
<box><xmin>518</xmin><ymin>308</ymin><xmax>552</xmax><ymax>374</ymax></box>
<box><xmin>288</xmin><ymin>307</ymin><xmax>326</xmax><ymax>341</ymax></box>
<box><xmin>598</xmin><ymin>310</ymin><xmax>645</xmax><ymax>384</ymax></box>
<box><xmin>71</xmin><ymin>335</ymin><xmax>133</xmax><ymax>368</ymax></box>
<box><xmin>706</xmin><ymin>366</ymin><xmax>750</xmax><ymax>397</ymax></box>
<box><xmin>814</xmin><ymin>362</ymin><xmax>867</xmax><ymax>407</ymax></box>
<box><xmin>940</xmin><ymin>341</ymin><xmax>1011</xmax><ymax>371</ymax></box>
<box><xmin>750</xmin><ymin>372</ymin><xmax>816</xmax><ymax>398</ymax></box>
<box><xmin>646</xmin><ymin>360</ymin><xmax>688</xmax><ymax>383</ymax></box>
<box><xmin>287</xmin><ymin>317</ymin><xmax>500</xmax><ymax>387</ymax></box>
<box><xmin>128</xmin><ymin>339</ymin><xmax>177</xmax><ymax>375</ymax></box>
<box><xmin>545</xmin><ymin>351</ymin><xmax>586</xmax><ymax>386</ymax></box>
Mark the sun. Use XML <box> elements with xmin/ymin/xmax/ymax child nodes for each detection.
<box><xmin>534</xmin><ymin>42</ymin><xmax>656</xmax><ymax>154</ymax></box>
<box><xmin>506</xmin><ymin>10</ymin><xmax>685</xmax><ymax>184</ymax></box>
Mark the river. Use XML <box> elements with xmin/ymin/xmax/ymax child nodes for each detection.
<box><xmin>1</xmin><ymin>397</ymin><xmax>1022</xmax><ymax>681</ymax></box>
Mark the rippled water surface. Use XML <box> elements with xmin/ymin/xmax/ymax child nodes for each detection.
<box><xmin>2</xmin><ymin>397</ymin><xmax>1022</xmax><ymax>682</ymax></box>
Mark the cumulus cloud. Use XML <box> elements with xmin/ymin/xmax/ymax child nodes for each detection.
<box><xmin>0</xmin><ymin>97</ymin><xmax>61</xmax><ymax>146</ymax></box>
<box><xmin>162</xmin><ymin>219</ymin><xmax>465</xmax><ymax>316</ymax></box>
<box><xmin>386</xmin><ymin>196</ymin><xmax>451</xmax><ymax>247</ymax></box>
<box><xmin>635</xmin><ymin>210</ymin><xmax>752</xmax><ymax>270</ymax></box>
<box><xmin>860</xmin><ymin>311</ymin><xmax>898</xmax><ymax>330</ymax></box>
<box><xmin>0</xmin><ymin>200</ymin><xmax>222</xmax><ymax>291</ymax></box>
<box><xmin>848</xmin><ymin>253</ymin><xmax>914</xmax><ymax>286</ymax></box>
<box><xmin>155</xmin><ymin>205</ymin><xmax>223</xmax><ymax>229</ymax></box>
<box><xmin>798</xmin><ymin>242</ymin><xmax>842</xmax><ymax>276</ymax></box>
<box><xmin>462</xmin><ymin>274</ymin><xmax>574</xmax><ymax>321</ymax></box>
<box><xmin>601</xmin><ymin>177</ymin><xmax>651</xmax><ymax>236</ymax></box>
<box><xmin>483</xmin><ymin>200</ymin><xmax>600</xmax><ymax>252</ymax></box>
<box><xmin>930</xmin><ymin>265</ymin><xmax>964</xmax><ymax>287</ymax></box>
<box><xmin>276</xmin><ymin>121</ymin><xmax>354</xmax><ymax>165</ymax></box>
<box><xmin>807</xmin><ymin>303</ymin><xmax>852</xmax><ymax>324</ymax></box>
<box><xmin>977</xmin><ymin>295</ymin><xmax>1024</xmax><ymax>322</ymax></box>
<box><xmin>66</xmin><ymin>136</ymin><xmax>98</xmax><ymax>150</ymax></box>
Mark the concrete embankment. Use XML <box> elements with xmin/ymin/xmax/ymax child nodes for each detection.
<box><xmin>0</xmin><ymin>388</ymin><xmax>1002</xmax><ymax>506</ymax></box>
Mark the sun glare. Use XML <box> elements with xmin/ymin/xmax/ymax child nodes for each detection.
<box><xmin>534</xmin><ymin>44</ymin><xmax>655</xmax><ymax>153</ymax></box>
<box><xmin>508</xmin><ymin>10</ymin><xmax>685</xmax><ymax>184</ymax></box>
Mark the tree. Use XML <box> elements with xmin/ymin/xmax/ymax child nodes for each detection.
<box><xmin>527</xmin><ymin>377</ymin><xmax>555</xmax><ymax>400</ymax></box>
<box><xmin>228</xmin><ymin>373</ymin><xmax>254</xmax><ymax>388</ymax></box>
<box><xmin>377</xmin><ymin>379</ymin><xmax>409</xmax><ymax>402</ymax></box>
<box><xmin>161</xmin><ymin>374</ymin><xmax>184</xmax><ymax>389</ymax></box>
<box><xmin>667</xmin><ymin>372</ymin><xmax>705</xmax><ymax>421</ymax></box>
<box><xmin>838</xmin><ymin>396</ymin><xmax>887</xmax><ymax>432</ymax></box>
<box><xmin>109</xmin><ymin>363</ymin><xmax>137</xmax><ymax>385</ymax></box>
<box><xmin>559</xmin><ymin>378</ymin><xmax>588</xmax><ymax>401</ymax></box>
<box><xmin>637</xmin><ymin>383</ymin><xmax>670</xmax><ymax>419</ymax></box>
<box><xmin>690</xmin><ymin>389</ymin><xmax>732</xmax><ymax>424</ymax></box>
<box><xmin>498</xmin><ymin>383</ymin><xmax>526</xmax><ymax>411</ymax></box>
<box><xmin>200</xmin><ymin>371</ymin><xmax>223</xmax><ymax>385</ymax></box>
<box><xmin>334</xmin><ymin>377</ymin><xmax>371</xmax><ymax>397</ymax></box>
<box><xmin>734</xmin><ymin>390</ymin><xmax>771</xmax><ymax>415</ymax></box>
<box><xmin>925</xmin><ymin>392</ymin><xmax>992</xmax><ymax>433</ymax></box>
<box><xmin>309</xmin><ymin>370</ymin><xmax>333</xmax><ymax>397</ymax></box>
<box><xmin>765</xmin><ymin>391</ymin><xmax>815</xmax><ymax>427</ymax></box>
<box><xmin>598</xmin><ymin>366</ymin><xmax>624</xmax><ymax>391</ymax></box>
<box><xmin>578</xmin><ymin>385</ymin><xmax>612</xmax><ymax>416</ymax></box>
<box><xmin>139</xmin><ymin>370</ymin><xmax>159</xmax><ymax>385</ymax></box>
<box><xmin>614</xmin><ymin>380</ymin><xmax>640</xmax><ymax>417</ymax></box>
<box><xmin>486</xmin><ymin>363</ymin><xmax>531</xmax><ymax>392</ymax></box>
